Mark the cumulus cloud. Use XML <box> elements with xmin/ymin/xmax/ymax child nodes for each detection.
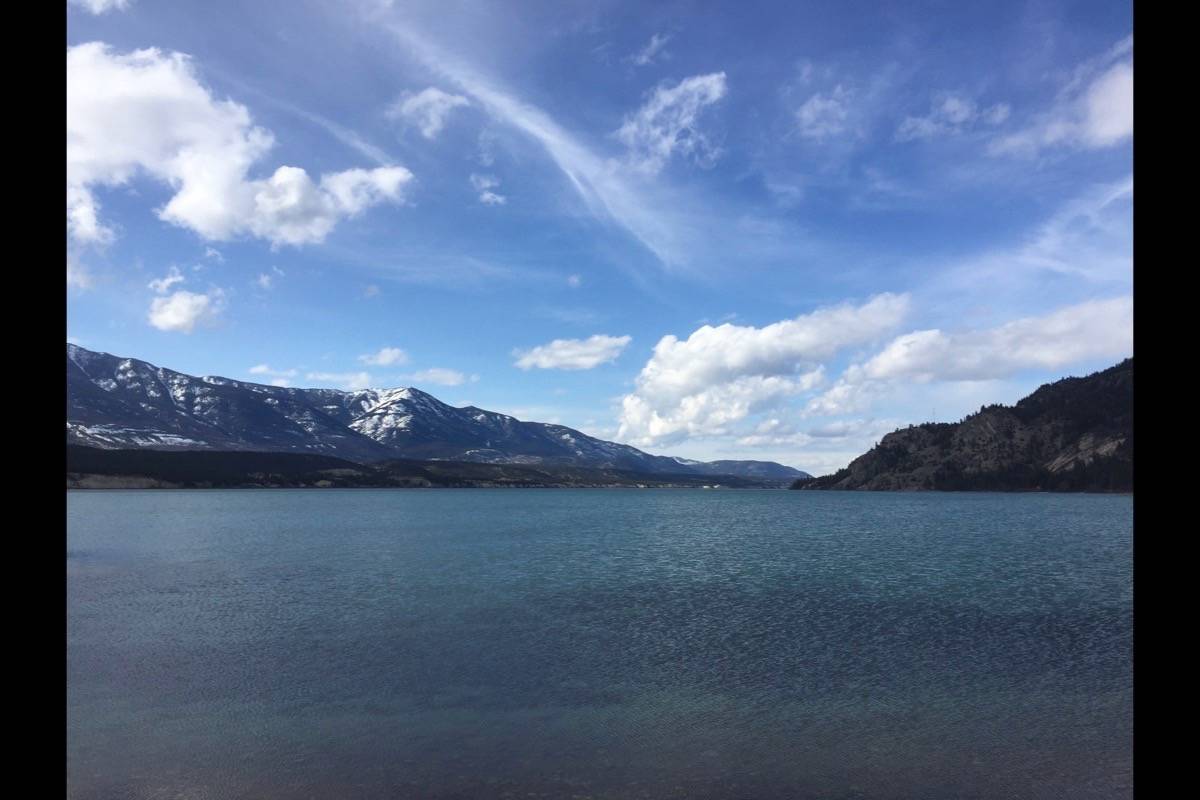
<box><xmin>147</xmin><ymin>288</ymin><xmax>225</xmax><ymax>333</ymax></box>
<box><xmin>617</xmin><ymin>293</ymin><xmax>910</xmax><ymax>445</ymax></box>
<box><xmin>470</xmin><ymin>173</ymin><xmax>506</xmax><ymax>205</ymax></box>
<box><xmin>616</xmin><ymin>72</ymin><xmax>727</xmax><ymax>174</ymax></box>
<box><xmin>358</xmin><ymin>347</ymin><xmax>409</xmax><ymax>366</ymax></box>
<box><xmin>405</xmin><ymin>368</ymin><xmax>474</xmax><ymax>386</ymax></box>
<box><xmin>242</xmin><ymin>164</ymin><xmax>413</xmax><ymax>246</ymax></box>
<box><xmin>67</xmin><ymin>42</ymin><xmax>412</xmax><ymax>247</ymax></box>
<box><xmin>69</xmin><ymin>0</ymin><xmax>130</xmax><ymax>14</ymax></box>
<box><xmin>386</xmin><ymin>87</ymin><xmax>470</xmax><ymax>139</ymax></box>
<box><xmin>627</xmin><ymin>33</ymin><xmax>671</xmax><ymax>67</ymax></box>
<box><xmin>514</xmin><ymin>334</ymin><xmax>632</xmax><ymax>370</ymax></box>
<box><xmin>148</xmin><ymin>266</ymin><xmax>185</xmax><ymax>294</ymax></box>
<box><xmin>896</xmin><ymin>93</ymin><xmax>1009</xmax><ymax>141</ymax></box>
<box><xmin>990</xmin><ymin>38</ymin><xmax>1132</xmax><ymax>156</ymax></box>
<box><xmin>806</xmin><ymin>296</ymin><xmax>1132</xmax><ymax>415</ymax></box>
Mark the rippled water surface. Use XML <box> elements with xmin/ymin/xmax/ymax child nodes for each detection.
<box><xmin>67</xmin><ymin>489</ymin><xmax>1132</xmax><ymax>799</ymax></box>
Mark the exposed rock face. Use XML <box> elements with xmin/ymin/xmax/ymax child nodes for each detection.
<box><xmin>66</xmin><ymin>344</ymin><xmax>809</xmax><ymax>480</ymax></box>
<box><xmin>794</xmin><ymin>359</ymin><xmax>1132</xmax><ymax>492</ymax></box>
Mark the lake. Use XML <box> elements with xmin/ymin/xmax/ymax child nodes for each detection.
<box><xmin>67</xmin><ymin>489</ymin><xmax>1132</xmax><ymax>799</ymax></box>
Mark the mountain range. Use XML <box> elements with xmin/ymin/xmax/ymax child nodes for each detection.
<box><xmin>793</xmin><ymin>358</ymin><xmax>1132</xmax><ymax>492</ymax></box>
<box><xmin>66</xmin><ymin>343</ymin><xmax>808</xmax><ymax>481</ymax></box>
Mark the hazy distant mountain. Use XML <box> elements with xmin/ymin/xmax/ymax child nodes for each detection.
<box><xmin>67</xmin><ymin>344</ymin><xmax>809</xmax><ymax>481</ymax></box>
<box><xmin>793</xmin><ymin>359</ymin><xmax>1132</xmax><ymax>492</ymax></box>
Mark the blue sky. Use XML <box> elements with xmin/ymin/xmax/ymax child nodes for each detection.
<box><xmin>66</xmin><ymin>0</ymin><xmax>1133</xmax><ymax>475</ymax></box>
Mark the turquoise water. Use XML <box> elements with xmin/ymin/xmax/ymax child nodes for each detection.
<box><xmin>67</xmin><ymin>489</ymin><xmax>1132</xmax><ymax>799</ymax></box>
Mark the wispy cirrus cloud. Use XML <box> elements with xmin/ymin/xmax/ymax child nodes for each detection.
<box><xmin>989</xmin><ymin>36</ymin><xmax>1132</xmax><ymax>157</ymax></box>
<box><xmin>69</xmin><ymin>0</ymin><xmax>130</xmax><ymax>14</ymax></box>
<box><xmin>306</xmin><ymin>371</ymin><xmax>374</xmax><ymax>390</ymax></box>
<box><xmin>404</xmin><ymin>368</ymin><xmax>477</xmax><ymax>386</ymax></box>
<box><xmin>368</xmin><ymin>16</ymin><xmax>730</xmax><ymax>268</ymax></box>
<box><xmin>626</xmin><ymin>33</ymin><xmax>672</xmax><ymax>67</ymax></box>
<box><xmin>935</xmin><ymin>175</ymin><xmax>1133</xmax><ymax>296</ymax></box>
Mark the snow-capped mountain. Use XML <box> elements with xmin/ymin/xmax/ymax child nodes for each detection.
<box><xmin>66</xmin><ymin>344</ymin><xmax>809</xmax><ymax>479</ymax></box>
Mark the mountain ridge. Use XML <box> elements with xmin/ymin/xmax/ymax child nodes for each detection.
<box><xmin>792</xmin><ymin>358</ymin><xmax>1132</xmax><ymax>492</ymax></box>
<box><xmin>66</xmin><ymin>343</ymin><xmax>809</xmax><ymax>480</ymax></box>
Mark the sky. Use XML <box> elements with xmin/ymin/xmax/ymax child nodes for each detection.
<box><xmin>66</xmin><ymin>0</ymin><xmax>1133</xmax><ymax>475</ymax></box>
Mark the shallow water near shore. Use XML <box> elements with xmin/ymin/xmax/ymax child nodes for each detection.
<box><xmin>67</xmin><ymin>489</ymin><xmax>1132</xmax><ymax>799</ymax></box>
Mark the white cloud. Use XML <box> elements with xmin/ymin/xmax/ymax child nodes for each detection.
<box><xmin>69</xmin><ymin>0</ymin><xmax>130</xmax><ymax>14</ymax></box>
<box><xmin>616</xmin><ymin>73</ymin><xmax>727</xmax><ymax>174</ymax></box>
<box><xmin>386</xmin><ymin>87</ymin><xmax>470</xmax><ymax>139</ymax></box>
<box><xmin>566</xmin><ymin>274</ymin><xmax>582</xmax><ymax>288</ymax></box>
<box><xmin>255</xmin><ymin>266</ymin><xmax>284</xmax><ymax>290</ymax></box>
<box><xmin>148</xmin><ymin>266</ymin><xmax>185</xmax><ymax>294</ymax></box>
<box><xmin>941</xmin><ymin>176</ymin><xmax>1132</xmax><ymax>288</ymax></box>
<box><xmin>514</xmin><ymin>334</ymin><xmax>632</xmax><ymax>370</ymax></box>
<box><xmin>860</xmin><ymin>296</ymin><xmax>1132</xmax><ymax>382</ymax></box>
<box><xmin>67</xmin><ymin>42</ymin><xmax>412</xmax><ymax>247</ymax></box>
<box><xmin>204</xmin><ymin>246</ymin><xmax>224</xmax><ymax>262</ymax></box>
<box><xmin>470</xmin><ymin>173</ymin><xmax>506</xmax><ymax>205</ymax></box>
<box><xmin>248</xmin><ymin>364</ymin><xmax>298</xmax><ymax>381</ymax></box>
<box><xmin>363</xmin><ymin>284</ymin><xmax>381</xmax><ymax>298</ymax></box>
<box><xmin>147</xmin><ymin>288</ymin><xmax>225</xmax><ymax>333</ymax></box>
<box><xmin>67</xmin><ymin>255</ymin><xmax>93</xmax><ymax>289</ymax></box>
<box><xmin>617</xmin><ymin>294</ymin><xmax>910</xmax><ymax>445</ymax></box>
<box><xmin>622</xmin><ymin>372</ymin><xmax>825</xmax><ymax>445</ymax></box>
<box><xmin>895</xmin><ymin>93</ymin><xmax>1009</xmax><ymax>141</ymax></box>
<box><xmin>803</xmin><ymin>375</ymin><xmax>883</xmax><ymax>417</ymax></box>
<box><xmin>306</xmin><ymin>371</ymin><xmax>374</xmax><ymax>390</ymax></box>
<box><xmin>405</xmin><ymin>368</ymin><xmax>470</xmax><ymax>386</ymax></box>
<box><xmin>990</xmin><ymin>40</ymin><xmax>1132</xmax><ymax>157</ymax></box>
<box><xmin>806</xmin><ymin>297</ymin><xmax>1132</xmax><ymax>415</ymax></box>
<box><xmin>795</xmin><ymin>85</ymin><xmax>854</xmax><ymax>141</ymax></box>
<box><xmin>785</xmin><ymin>64</ymin><xmax>900</xmax><ymax>156</ymax></box>
<box><xmin>1079</xmin><ymin>62</ymin><xmax>1134</xmax><ymax>146</ymax></box>
<box><xmin>244</xmin><ymin>164</ymin><xmax>413</xmax><ymax>246</ymax></box>
<box><xmin>627</xmin><ymin>33</ymin><xmax>671</xmax><ymax>67</ymax></box>
<box><xmin>358</xmin><ymin>346</ymin><xmax>409</xmax><ymax>366</ymax></box>
<box><xmin>377</xmin><ymin>23</ymin><xmax>712</xmax><ymax>266</ymax></box>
